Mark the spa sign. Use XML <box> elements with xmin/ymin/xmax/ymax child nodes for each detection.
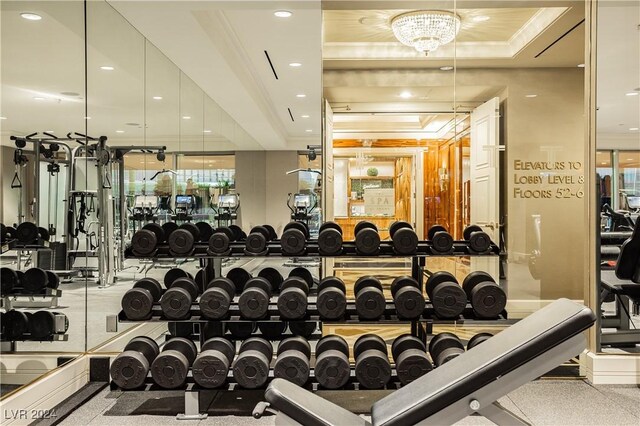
<box><xmin>512</xmin><ymin>160</ymin><xmax>584</xmax><ymax>199</ymax></box>
<box><xmin>364</xmin><ymin>188</ymin><xmax>395</xmax><ymax>215</ymax></box>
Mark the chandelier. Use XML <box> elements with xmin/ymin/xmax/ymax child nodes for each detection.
<box><xmin>391</xmin><ymin>10</ymin><xmax>461</xmax><ymax>55</ymax></box>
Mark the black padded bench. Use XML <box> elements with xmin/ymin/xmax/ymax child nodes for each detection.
<box><xmin>253</xmin><ymin>298</ymin><xmax>595</xmax><ymax>426</ymax></box>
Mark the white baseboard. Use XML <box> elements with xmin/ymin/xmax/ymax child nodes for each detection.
<box><xmin>582</xmin><ymin>351</ymin><xmax>640</xmax><ymax>384</ymax></box>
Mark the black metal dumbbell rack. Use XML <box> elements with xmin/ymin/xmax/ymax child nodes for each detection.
<box><xmin>115</xmin><ymin>233</ymin><xmax>508</xmax><ymax>420</ymax></box>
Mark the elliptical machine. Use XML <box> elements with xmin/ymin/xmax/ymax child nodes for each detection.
<box><xmin>212</xmin><ymin>193</ymin><xmax>240</xmax><ymax>227</ymax></box>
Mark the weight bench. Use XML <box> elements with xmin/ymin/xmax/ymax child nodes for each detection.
<box><xmin>253</xmin><ymin>298</ymin><xmax>595</xmax><ymax>426</ymax></box>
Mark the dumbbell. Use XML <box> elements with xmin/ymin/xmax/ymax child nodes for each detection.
<box><xmin>263</xmin><ymin>224</ymin><xmax>278</xmax><ymax>241</ymax></box>
<box><xmin>122</xmin><ymin>277</ymin><xmax>163</xmax><ymax>320</ymax></box>
<box><xmin>2</xmin><ymin>310</ymin><xmax>32</xmax><ymax>340</ymax></box>
<box><xmin>22</xmin><ymin>267</ymin><xmax>60</xmax><ymax>294</ymax></box>
<box><xmin>167</xmin><ymin>222</ymin><xmax>200</xmax><ymax>255</ymax></box>
<box><xmin>110</xmin><ymin>336</ymin><xmax>160</xmax><ymax>389</ymax></box>
<box><xmin>425</xmin><ymin>272</ymin><xmax>467</xmax><ymax>319</ymax></box>
<box><xmin>427</xmin><ymin>225</ymin><xmax>454</xmax><ymax>253</ymax></box>
<box><xmin>131</xmin><ymin>223</ymin><xmax>165</xmax><ymax>256</ymax></box>
<box><xmin>281</xmin><ymin>222</ymin><xmax>308</xmax><ymax>256</ymax></box>
<box><xmin>150</xmin><ymin>337</ymin><xmax>198</xmax><ymax>389</ymax></box>
<box><xmin>278</xmin><ymin>275</ymin><xmax>309</xmax><ymax>320</ymax></box>
<box><xmin>391</xmin><ymin>276</ymin><xmax>425</xmax><ymax>320</ymax></box>
<box><xmin>354</xmin><ymin>221</ymin><xmax>380</xmax><ymax>255</ymax></box>
<box><xmin>238</xmin><ymin>276</ymin><xmax>278</xmax><ymax>320</ymax></box>
<box><xmin>257</xmin><ymin>322</ymin><xmax>288</xmax><ymax>340</ymax></box>
<box><xmin>354</xmin><ymin>334</ymin><xmax>391</xmax><ymax>389</ymax></box>
<box><xmin>315</xmin><ymin>335</ymin><xmax>350</xmax><ymax>389</ymax></box>
<box><xmin>28</xmin><ymin>311</ymin><xmax>68</xmax><ymax>339</ymax></box>
<box><xmin>208</xmin><ymin>226</ymin><xmax>236</xmax><ymax>255</ymax></box>
<box><xmin>274</xmin><ymin>336</ymin><xmax>311</xmax><ymax>386</ymax></box>
<box><xmin>258</xmin><ymin>267</ymin><xmax>285</xmax><ymax>291</ymax></box>
<box><xmin>194</xmin><ymin>269</ymin><xmax>211</xmax><ymax>294</ymax></box>
<box><xmin>467</xmin><ymin>332</ymin><xmax>493</xmax><ymax>350</ymax></box>
<box><xmin>161</xmin><ymin>222</ymin><xmax>179</xmax><ymax>240</ymax></box>
<box><xmin>392</xmin><ymin>334</ymin><xmax>432</xmax><ymax>385</ymax></box>
<box><xmin>318</xmin><ymin>222</ymin><xmax>343</xmax><ymax>255</ymax></box>
<box><xmin>192</xmin><ymin>337</ymin><xmax>236</xmax><ymax>388</ymax></box>
<box><xmin>15</xmin><ymin>222</ymin><xmax>42</xmax><ymax>244</ymax></box>
<box><xmin>389</xmin><ymin>221</ymin><xmax>419</xmax><ymax>255</ymax></box>
<box><xmin>164</xmin><ymin>268</ymin><xmax>193</xmax><ymax>289</ymax></box>
<box><xmin>354</xmin><ymin>276</ymin><xmax>386</xmax><ymax>320</ymax></box>
<box><xmin>226</xmin><ymin>322</ymin><xmax>257</xmax><ymax>339</ymax></box>
<box><xmin>429</xmin><ymin>332</ymin><xmax>464</xmax><ymax>366</ymax></box>
<box><xmin>1</xmin><ymin>267</ymin><xmax>18</xmax><ymax>295</ymax></box>
<box><xmin>288</xmin><ymin>321</ymin><xmax>318</xmax><ymax>338</ymax></box>
<box><xmin>160</xmin><ymin>276</ymin><xmax>199</xmax><ymax>319</ymax></box>
<box><xmin>232</xmin><ymin>337</ymin><xmax>273</xmax><ymax>389</ymax></box>
<box><xmin>199</xmin><ymin>277</ymin><xmax>236</xmax><ymax>319</ymax></box>
<box><xmin>245</xmin><ymin>225</ymin><xmax>274</xmax><ymax>255</ymax></box>
<box><xmin>317</xmin><ymin>276</ymin><xmax>347</xmax><ymax>320</ymax></box>
<box><xmin>229</xmin><ymin>224</ymin><xmax>247</xmax><ymax>241</ymax></box>
<box><xmin>0</xmin><ymin>223</ymin><xmax>8</xmax><ymax>243</ymax></box>
<box><xmin>462</xmin><ymin>272</ymin><xmax>507</xmax><ymax>319</ymax></box>
<box><xmin>288</xmin><ymin>267</ymin><xmax>314</xmax><ymax>289</ymax></box>
<box><xmin>227</xmin><ymin>267</ymin><xmax>252</xmax><ymax>294</ymax></box>
<box><xmin>463</xmin><ymin>225</ymin><xmax>492</xmax><ymax>253</ymax></box>
<box><xmin>195</xmin><ymin>221</ymin><xmax>214</xmax><ymax>243</ymax></box>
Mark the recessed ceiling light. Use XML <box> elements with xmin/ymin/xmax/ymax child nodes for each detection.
<box><xmin>203</xmin><ymin>130</ymin><xmax>212</xmax><ymax>133</ymax></box>
<box><xmin>296</xmin><ymin>94</ymin><xmax>306</xmax><ymax>98</ymax></box>
<box><xmin>153</xmin><ymin>96</ymin><xmax>163</xmax><ymax>100</ymax></box>
<box><xmin>45</xmin><ymin>130</ymin><xmax>54</xmax><ymax>133</ymax></box>
<box><xmin>289</xmin><ymin>62</ymin><xmax>302</xmax><ymax>67</ymax></box>
<box><xmin>472</xmin><ymin>15</ymin><xmax>490</xmax><ymax>22</ymax></box>
<box><xmin>577</xmin><ymin>64</ymin><xmax>585</xmax><ymax>68</ymax></box>
<box><xmin>21</xmin><ymin>13</ymin><xmax>42</xmax><ymax>21</ymax></box>
<box><xmin>100</xmin><ymin>66</ymin><xmax>114</xmax><ymax>71</ymax></box>
<box><xmin>0</xmin><ymin>117</ymin><xmax>7</xmax><ymax>120</ymax></box>
<box><xmin>116</xmin><ymin>130</ymin><xmax>125</xmax><ymax>133</ymax></box>
<box><xmin>601</xmin><ymin>162</ymin><xmax>606</xmax><ymax>165</ymax></box>
<box><xmin>399</xmin><ymin>91</ymin><xmax>413</xmax><ymax>99</ymax></box>
<box><xmin>305</xmin><ymin>129</ymin><xmax>313</xmax><ymax>133</ymax></box>
<box><xmin>33</xmin><ymin>96</ymin><xmax>45</xmax><ymax>100</ymax></box>
<box><xmin>274</xmin><ymin>10</ymin><xmax>292</xmax><ymax>18</ymax></box>
<box><xmin>625</xmin><ymin>92</ymin><xmax>639</xmax><ymax>96</ymax></box>
<box><xmin>630</xmin><ymin>127</ymin><xmax>639</xmax><ymax>131</ymax></box>
<box><xmin>301</xmin><ymin>115</ymin><xmax>310</xmax><ymax>118</ymax></box>
<box><xmin>627</xmin><ymin>158</ymin><xmax>634</xmax><ymax>161</ymax></box>
<box><xmin>182</xmin><ymin>116</ymin><xmax>191</xmax><ymax>120</ymax></box>
<box><xmin>525</xmin><ymin>94</ymin><xmax>538</xmax><ymax>98</ymax></box>
<box><xmin>440</xmin><ymin>66</ymin><xmax>454</xmax><ymax>71</ymax></box>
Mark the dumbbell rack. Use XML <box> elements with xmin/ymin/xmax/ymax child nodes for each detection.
<box><xmin>0</xmin><ymin>288</ymin><xmax>62</xmax><ymax>310</ymax></box>
<box><xmin>1</xmin><ymin>238</ymin><xmax>17</xmax><ymax>254</ymax></box>
<box><xmin>113</xmin><ymin>236</ymin><xmax>510</xmax><ymax>420</ymax></box>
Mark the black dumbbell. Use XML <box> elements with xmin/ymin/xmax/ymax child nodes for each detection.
<box><xmin>278</xmin><ymin>276</ymin><xmax>309</xmax><ymax>320</ymax></box>
<box><xmin>164</xmin><ymin>268</ymin><xmax>193</xmax><ymax>289</ymax></box>
<box><xmin>281</xmin><ymin>222</ymin><xmax>308</xmax><ymax>256</ymax></box>
<box><xmin>354</xmin><ymin>221</ymin><xmax>380</xmax><ymax>255</ymax></box>
<box><xmin>263</xmin><ymin>224</ymin><xmax>278</xmax><ymax>241</ymax></box>
<box><xmin>15</xmin><ymin>222</ymin><xmax>40</xmax><ymax>244</ymax></box>
<box><xmin>227</xmin><ymin>267</ymin><xmax>252</xmax><ymax>294</ymax></box>
<box><xmin>425</xmin><ymin>272</ymin><xmax>467</xmax><ymax>319</ymax></box>
<box><xmin>467</xmin><ymin>332</ymin><xmax>493</xmax><ymax>350</ymax></box>
<box><xmin>392</xmin><ymin>334</ymin><xmax>432</xmax><ymax>385</ymax></box>
<box><xmin>288</xmin><ymin>321</ymin><xmax>317</xmax><ymax>338</ymax></box>
<box><xmin>14</xmin><ymin>271</ymin><xmax>26</xmax><ymax>293</ymax></box>
<box><xmin>0</xmin><ymin>223</ymin><xmax>8</xmax><ymax>243</ymax></box>
<box><xmin>22</xmin><ymin>267</ymin><xmax>59</xmax><ymax>294</ymax></box>
<box><xmin>258</xmin><ymin>267</ymin><xmax>285</xmax><ymax>290</ymax></box>
<box><xmin>463</xmin><ymin>225</ymin><xmax>492</xmax><ymax>253</ymax></box>
<box><xmin>229</xmin><ymin>225</ymin><xmax>246</xmax><ymax>241</ymax></box>
<box><xmin>462</xmin><ymin>272</ymin><xmax>506</xmax><ymax>319</ymax></box>
<box><xmin>1</xmin><ymin>267</ymin><xmax>18</xmax><ymax>295</ymax></box>
<box><xmin>131</xmin><ymin>223</ymin><xmax>164</xmax><ymax>256</ymax></box>
<box><xmin>315</xmin><ymin>335</ymin><xmax>350</xmax><ymax>389</ymax></box>
<box><xmin>232</xmin><ymin>337</ymin><xmax>273</xmax><ymax>389</ymax></box>
<box><xmin>194</xmin><ymin>269</ymin><xmax>211</xmax><ymax>294</ymax></box>
<box><xmin>389</xmin><ymin>221</ymin><xmax>419</xmax><ymax>255</ymax></box>
<box><xmin>208</xmin><ymin>226</ymin><xmax>236</xmax><ymax>255</ymax></box>
<box><xmin>288</xmin><ymin>267</ymin><xmax>314</xmax><ymax>288</ymax></box>
<box><xmin>428</xmin><ymin>225</ymin><xmax>454</xmax><ymax>253</ymax></box>
<box><xmin>3</xmin><ymin>310</ymin><xmax>32</xmax><ymax>340</ymax></box>
<box><xmin>37</xmin><ymin>227</ymin><xmax>50</xmax><ymax>241</ymax></box>
<box><xmin>195</xmin><ymin>221</ymin><xmax>214</xmax><ymax>243</ymax></box>
<box><xmin>318</xmin><ymin>222</ymin><xmax>343</xmax><ymax>255</ymax></box>
<box><xmin>257</xmin><ymin>322</ymin><xmax>288</xmax><ymax>340</ymax></box>
<box><xmin>354</xmin><ymin>276</ymin><xmax>386</xmax><ymax>320</ymax></box>
<box><xmin>245</xmin><ymin>225</ymin><xmax>273</xmax><ymax>255</ymax></box>
<box><xmin>168</xmin><ymin>223</ymin><xmax>200</xmax><ymax>255</ymax></box>
<box><xmin>391</xmin><ymin>276</ymin><xmax>425</xmax><ymax>320</ymax></box>
<box><xmin>122</xmin><ymin>277</ymin><xmax>163</xmax><ymax>320</ymax></box>
<box><xmin>29</xmin><ymin>311</ymin><xmax>68</xmax><ymax>339</ymax></box>
<box><xmin>160</xmin><ymin>276</ymin><xmax>199</xmax><ymax>320</ymax></box>
<box><xmin>226</xmin><ymin>322</ymin><xmax>257</xmax><ymax>339</ymax></box>
<box><xmin>274</xmin><ymin>336</ymin><xmax>311</xmax><ymax>386</ymax></box>
<box><xmin>110</xmin><ymin>336</ymin><xmax>160</xmax><ymax>389</ymax></box>
<box><xmin>150</xmin><ymin>337</ymin><xmax>198</xmax><ymax>389</ymax></box>
<box><xmin>192</xmin><ymin>337</ymin><xmax>236</xmax><ymax>389</ymax></box>
<box><xmin>199</xmin><ymin>277</ymin><xmax>236</xmax><ymax>319</ymax></box>
<box><xmin>239</xmin><ymin>277</ymin><xmax>277</xmax><ymax>320</ymax></box>
<box><xmin>429</xmin><ymin>333</ymin><xmax>464</xmax><ymax>366</ymax></box>
<box><xmin>354</xmin><ymin>334</ymin><xmax>391</xmax><ymax>389</ymax></box>
<box><xmin>317</xmin><ymin>276</ymin><xmax>347</xmax><ymax>320</ymax></box>
<box><xmin>161</xmin><ymin>222</ymin><xmax>179</xmax><ymax>240</ymax></box>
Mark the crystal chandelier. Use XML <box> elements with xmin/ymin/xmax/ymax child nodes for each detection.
<box><xmin>391</xmin><ymin>10</ymin><xmax>461</xmax><ymax>55</ymax></box>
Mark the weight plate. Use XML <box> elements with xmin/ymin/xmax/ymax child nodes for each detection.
<box><xmin>209</xmin><ymin>232</ymin><xmax>230</xmax><ymax>254</ymax></box>
<box><xmin>467</xmin><ymin>332</ymin><xmax>493</xmax><ymax>350</ymax></box>
<box><xmin>228</xmin><ymin>225</ymin><xmax>245</xmax><ymax>241</ymax></box>
<box><xmin>133</xmin><ymin>278</ymin><xmax>162</xmax><ymax>301</ymax></box>
<box><xmin>4</xmin><ymin>310</ymin><xmax>29</xmax><ymax>340</ymax></box>
<box><xmin>284</xmin><ymin>221</ymin><xmax>309</xmax><ymax>238</ymax></box>
<box><xmin>125</xmin><ymin>336</ymin><xmax>160</xmax><ymax>364</ymax></box>
<box><xmin>239</xmin><ymin>337</ymin><xmax>273</xmax><ymax>359</ymax></box>
<box><xmin>1</xmin><ymin>267</ymin><xmax>18</xmax><ymax>295</ymax></box>
<box><xmin>280</xmin><ymin>229</ymin><xmax>306</xmax><ymax>255</ymax></box>
<box><xmin>257</xmin><ymin>322</ymin><xmax>287</xmax><ymax>340</ymax></box>
<box><xmin>392</xmin><ymin>228</ymin><xmax>419</xmax><ymax>255</ymax></box>
<box><xmin>391</xmin><ymin>334</ymin><xmax>426</xmax><ymax>360</ymax></box>
<box><xmin>393</xmin><ymin>286</ymin><xmax>425</xmax><ymax>320</ymax></box>
<box><xmin>288</xmin><ymin>268</ymin><xmax>313</xmax><ymax>288</ymax></box>
<box><xmin>215</xmin><ymin>226</ymin><xmax>235</xmax><ymax>241</ymax></box>
<box><xmin>428</xmin><ymin>332</ymin><xmax>464</xmax><ymax>355</ymax></box>
<box><xmin>142</xmin><ymin>223</ymin><xmax>165</xmax><ymax>243</ymax></box>
<box><xmin>396</xmin><ymin>350</ymin><xmax>432</xmax><ymax>385</ymax></box>
<box><xmin>354</xmin><ymin>221</ymin><xmax>377</xmax><ymax>236</ymax></box>
<box><xmin>470</xmin><ymin>283</ymin><xmax>507</xmax><ymax>319</ymax></box>
<box><xmin>263</xmin><ymin>224</ymin><xmax>278</xmax><ymax>241</ymax></box>
<box><xmin>164</xmin><ymin>268</ymin><xmax>191</xmax><ymax>289</ymax></box>
<box><xmin>131</xmin><ymin>229</ymin><xmax>158</xmax><ymax>256</ymax></box>
<box><xmin>354</xmin><ymin>334</ymin><xmax>387</xmax><ymax>358</ymax></box>
<box><xmin>315</xmin><ymin>349</ymin><xmax>350</xmax><ymax>389</ymax></box>
<box><xmin>463</xmin><ymin>224</ymin><xmax>484</xmax><ymax>241</ymax></box>
<box><xmin>199</xmin><ymin>286</ymin><xmax>232</xmax><ymax>319</ymax></box>
<box><xmin>355</xmin><ymin>228</ymin><xmax>380</xmax><ymax>255</ymax></box>
<box><xmin>37</xmin><ymin>227</ymin><xmax>50</xmax><ymax>241</ymax></box>
<box><xmin>425</xmin><ymin>271</ymin><xmax>458</xmax><ymax>298</ymax></box>
<box><xmin>288</xmin><ymin>321</ymin><xmax>317</xmax><ymax>338</ymax></box>
<box><xmin>171</xmin><ymin>277</ymin><xmax>199</xmax><ymax>300</ymax></box>
<box><xmin>165</xmin><ymin>337</ymin><xmax>198</xmax><ymax>365</ymax></box>
<box><xmin>317</xmin><ymin>283</ymin><xmax>347</xmax><ymax>320</ymax></box>
<box><xmin>319</xmin><ymin>221</ymin><xmax>342</xmax><ymax>235</ymax></box>
<box><xmin>194</xmin><ymin>269</ymin><xmax>209</xmax><ymax>295</ymax></box>
<box><xmin>318</xmin><ymin>276</ymin><xmax>346</xmax><ymax>294</ymax></box>
<box><xmin>355</xmin><ymin>293</ymin><xmax>385</xmax><ymax>319</ymax></box>
<box><xmin>167</xmin><ymin>229</ymin><xmax>195</xmax><ymax>255</ymax></box>
<box><xmin>195</xmin><ymin>222</ymin><xmax>214</xmax><ymax>242</ymax></box>
<box><xmin>355</xmin><ymin>351</ymin><xmax>391</xmax><ymax>389</ymax></box>
<box><xmin>16</xmin><ymin>222</ymin><xmax>38</xmax><ymax>243</ymax></box>
<box><xmin>390</xmin><ymin>276</ymin><xmax>418</xmax><ymax>298</ymax></box>
<box><xmin>178</xmin><ymin>222</ymin><xmax>201</xmax><ymax>241</ymax></box>
<box><xmin>161</xmin><ymin>222</ymin><xmax>179</xmax><ymax>240</ymax></box>
<box><xmin>0</xmin><ymin>223</ymin><xmax>7</xmax><ymax>242</ymax></box>
<box><xmin>29</xmin><ymin>311</ymin><xmax>56</xmax><ymax>339</ymax></box>
<box><xmin>202</xmin><ymin>337</ymin><xmax>235</xmax><ymax>363</ymax></box>
<box><xmin>232</xmin><ymin>352</ymin><xmax>270</xmax><ymax>389</ymax></box>
<box><xmin>258</xmin><ymin>267</ymin><xmax>284</xmax><ymax>292</ymax></box>
<box><xmin>192</xmin><ymin>352</ymin><xmax>231</xmax><ymax>389</ymax></box>
<box><xmin>46</xmin><ymin>271</ymin><xmax>60</xmax><ymax>290</ymax></box>
<box><xmin>150</xmin><ymin>351</ymin><xmax>190</xmax><ymax>389</ymax></box>
<box><xmin>122</xmin><ymin>289</ymin><xmax>154</xmax><ymax>320</ymax></box>
<box><xmin>430</xmin><ymin>283</ymin><xmax>467</xmax><ymax>319</ymax></box>
<box><xmin>427</xmin><ymin>225</ymin><xmax>447</xmax><ymax>241</ymax></box>
<box><xmin>316</xmin><ymin>335</ymin><xmax>349</xmax><ymax>357</ymax></box>
<box><xmin>462</xmin><ymin>271</ymin><xmax>495</xmax><ymax>298</ymax></box>
<box><xmin>6</xmin><ymin>226</ymin><xmax>17</xmax><ymax>239</ymax></box>
<box><xmin>389</xmin><ymin>221</ymin><xmax>412</xmax><ymax>238</ymax></box>
<box><xmin>250</xmin><ymin>226</ymin><xmax>271</xmax><ymax>241</ymax></box>
<box><xmin>318</xmin><ymin>228</ymin><xmax>343</xmax><ymax>255</ymax></box>
<box><xmin>277</xmin><ymin>336</ymin><xmax>311</xmax><ymax>358</ymax></box>
<box><xmin>432</xmin><ymin>231</ymin><xmax>454</xmax><ymax>253</ymax></box>
<box><xmin>468</xmin><ymin>232</ymin><xmax>491</xmax><ymax>253</ymax></box>
<box><xmin>23</xmin><ymin>267</ymin><xmax>48</xmax><ymax>294</ymax></box>
<box><xmin>206</xmin><ymin>277</ymin><xmax>236</xmax><ymax>297</ymax></box>
<box><xmin>245</xmin><ymin>232</ymin><xmax>267</xmax><ymax>253</ymax></box>
<box><xmin>274</xmin><ymin>351</ymin><xmax>310</xmax><ymax>386</ymax></box>
<box><xmin>226</xmin><ymin>322</ymin><xmax>257</xmax><ymax>339</ymax></box>
<box><xmin>160</xmin><ymin>287</ymin><xmax>193</xmax><ymax>320</ymax></box>
<box><xmin>111</xmin><ymin>350</ymin><xmax>151</xmax><ymax>389</ymax></box>
<box><xmin>354</xmin><ymin>276</ymin><xmax>382</xmax><ymax>295</ymax></box>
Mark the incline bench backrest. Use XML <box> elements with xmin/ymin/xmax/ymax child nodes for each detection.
<box><xmin>371</xmin><ymin>298</ymin><xmax>596</xmax><ymax>426</ymax></box>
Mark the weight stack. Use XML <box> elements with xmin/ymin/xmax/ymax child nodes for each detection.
<box><xmin>37</xmin><ymin>242</ymin><xmax>67</xmax><ymax>270</ymax></box>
